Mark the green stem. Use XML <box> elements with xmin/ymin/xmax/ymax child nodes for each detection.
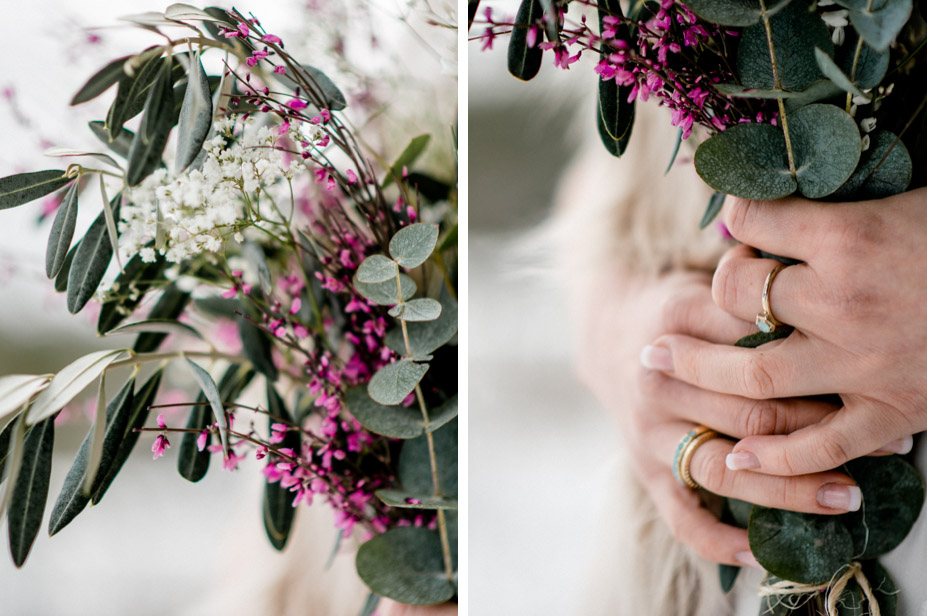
<box><xmin>760</xmin><ymin>0</ymin><xmax>796</xmax><ymax>178</ymax></box>
<box><xmin>395</xmin><ymin>272</ymin><xmax>454</xmax><ymax>584</ymax></box>
<box><xmin>845</xmin><ymin>36</ymin><xmax>865</xmax><ymax>113</ymax></box>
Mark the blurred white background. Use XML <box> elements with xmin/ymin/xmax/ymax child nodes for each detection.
<box><xmin>468</xmin><ymin>7</ymin><xmax>623</xmax><ymax>613</ymax></box>
<box><xmin>0</xmin><ymin>1</ymin><xmax>456</xmax><ymax>614</ymax></box>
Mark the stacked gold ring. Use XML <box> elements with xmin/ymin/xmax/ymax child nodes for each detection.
<box><xmin>673</xmin><ymin>425</ymin><xmax>718</xmax><ymax>489</ymax></box>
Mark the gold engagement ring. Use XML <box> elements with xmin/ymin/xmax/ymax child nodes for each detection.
<box><xmin>756</xmin><ymin>263</ymin><xmax>788</xmax><ymax>334</ymax></box>
<box><xmin>673</xmin><ymin>425</ymin><xmax>719</xmax><ymax>490</ymax></box>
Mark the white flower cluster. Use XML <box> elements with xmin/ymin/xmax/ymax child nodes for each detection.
<box><xmin>120</xmin><ymin>116</ymin><xmax>299</xmax><ymax>263</ymax></box>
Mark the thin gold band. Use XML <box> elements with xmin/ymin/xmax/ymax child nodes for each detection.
<box><xmin>673</xmin><ymin>425</ymin><xmax>718</xmax><ymax>489</ymax></box>
<box><xmin>756</xmin><ymin>263</ymin><xmax>788</xmax><ymax>333</ymax></box>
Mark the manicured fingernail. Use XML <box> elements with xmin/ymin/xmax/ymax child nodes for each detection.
<box><xmin>735</xmin><ymin>551</ymin><xmax>761</xmax><ymax>569</ymax></box>
<box><xmin>879</xmin><ymin>435</ymin><xmax>914</xmax><ymax>455</ymax></box>
<box><xmin>726</xmin><ymin>451</ymin><xmax>760</xmax><ymax>471</ymax></box>
<box><xmin>817</xmin><ymin>484</ymin><xmax>862</xmax><ymax>512</ymax></box>
<box><xmin>640</xmin><ymin>345</ymin><xmax>673</xmax><ymax>371</ymax></box>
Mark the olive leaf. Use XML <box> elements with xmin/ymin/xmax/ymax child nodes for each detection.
<box><xmin>597</xmin><ymin>0</ymin><xmax>635</xmax><ymax>157</ymax></box>
<box><xmin>508</xmin><ymin>0</ymin><xmax>544</xmax><ymax>81</ymax></box>
<box><xmin>7</xmin><ymin>416</ymin><xmax>54</xmax><ymax>567</ymax></box>
<box><xmin>25</xmin><ymin>349</ymin><xmax>125</xmax><ymax>425</ymax></box>
<box><xmin>0</xmin><ymin>170</ymin><xmax>71</xmax><ymax>211</ymax></box>
<box><xmin>71</xmin><ymin>55</ymin><xmax>132</xmax><ymax>105</ymax></box>
<box><xmin>45</xmin><ymin>182</ymin><xmax>80</xmax><ymax>279</ymax></box>
<box><xmin>67</xmin><ymin>198</ymin><xmax>120</xmax><ymax>315</ymax></box>
<box><xmin>175</xmin><ymin>53</ymin><xmax>213</xmax><ymax>174</ymax></box>
<box><xmin>127</xmin><ymin>57</ymin><xmax>175</xmax><ymax>186</ymax></box>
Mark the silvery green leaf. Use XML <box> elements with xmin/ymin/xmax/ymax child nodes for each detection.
<box><xmin>43</xmin><ymin>147</ymin><xmax>121</xmax><ymax>171</ymax></box>
<box><xmin>8</xmin><ymin>416</ymin><xmax>54</xmax><ymax>567</ymax></box>
<box><xmin>813</xmin><ymin>48</ymin><xmax>865</xmax><ymax>97</ymax></box>
<box><xmin>127</xmin><ymin>58</ymin><xmax>174</xmax><ymax>186</ymax></box>
<box><xmin>428</xmin><ymin>396</ymin><xmax>458</xmax><ymax>433</ymax></box>
<box><xmin>399</xmin><ymin>419</ymin><xmax>457</xmax><ymax>497</ymax></box>
<box><xmin>374</xmin><ymin>489</ymin><xmax>457</xmax><ymax>510</ymax></box>
<box><xmin>368</xmin><ymin>360</ymin><xmax>429</xmax><ymax>406</ymax></box>
<box><xmin>88</xmin><ymin>121</ymin><xmax>135</xmax><ymax>159</ymax></box>
<box><xmin>83</xmin><ymin>373</ymin><xmax>108</xmax><ymax>496</ymax></box>
<box><xmin>846</xmin><ymin>0</ymin><xmax>912</xmax><ymax>52</ymax></box>
<box><xmin>45</xmin><ymin>182</ymin><xmax>79</xmax><ymax>279</ymax></box>
<box><xmin>96</xmin><ymin>252</ymin><xmax>166</xmax><ymax>334</ymax></box>
<box><xmin>354</xmin><ymin>274</ymin><xmax>417</xmax><ymax>306</ymax></box>
<box><xmin>346</xmin><ymin>386</ymin><xmax>426</xmax><ymax>439</ymax></box>
<box><xmin>0</xmin><ymin>376</ymin><xmax>51</xmax><ymax>427</ymax></box>
<box><xmin>302</xmin><ymin>65</ymin><xmax>347</xmax><ymax>111</ymax></box>
<box><xmin>712</xmin><ymin>83</ymin><xmax>797</xmax><ymax>99</ymax></box>
<box><xmin>831</xmin><ymin>131</ymin><xmax>912</xmax><ymax>200</ymax></box>
<box><xmin>386</xmin><ymin>290</ymin><xmax>458</xmax><ymax>357</ymax></box>
<box><xmin>98</xmin><ymin>175</ymin><xmax>122</xmax><ymax>270</ymax></box>
<box><xmin>355</xmin><ymin>527</ymin><xmax>455</xmax><ymax>605</ymax></box>
<box><xmin>117</xmin><ymin>11</ymin><xmax>176</xmax><ymax>27</ymax></box>
<box><xmin>685</xmin><ymin>0</ymin><xmax>793</xmax><ymax>26</ymax></box>
<box><xmin>356</xmin><ymin>255</ymin><xmax>398</xmax><ymax>283</ymax></box>
<box><xmin>0</xmin><ymin>415</ymin><xmax>26</xmax><ymax>522</ymax></box>
<box><xmin>25</xmin><ymin>350</ymin><xmax>126</xmax><ymax>425</ymax></box>
<box><xmin>183</xmin><ymin>358</ymin><xmax>228</xmax><ymax>456</ymax></box>
<box><xmin>164</xmin><ymin>3</ymin><xmax>223</xmax><ymax>21</ymax></box>
<box><xmin>242</xmin><ymin>241</ymin><xmax>272</xmax><ymax>295</ymax></box>
<box><xmin>388</xmin><ymin>298</ymin><xmax>442</xmax><ymax>322</ymax></box>
<box><xmin>70</xmin><ymin>55</ymin><xmax>132</xmax><ymax>106</ymax></box>
<box><xmin>67</xmin><ymin>201</ymin><xmax>118</xmax><ymax>314</ymax></box>
<box><xmin>175</xmin><ymin>54</ymin><xmax>212</xmax><ymax>174</ymax></box>
<box><xmin>107</xmin><ymin>318</ymin><xmax>203</xmax><ymax>341</ymax></box>
<box><xmin>0</xmin><ymin>170</ymin><xmax>71</xmax><ymax>210</ymax></box>
<box><xmin>389</xmin><ymin>223</ymin><xmax>439</xmax><ymax>269</ymax></box>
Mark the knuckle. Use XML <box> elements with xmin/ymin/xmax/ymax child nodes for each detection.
<box><xmin>689</xmin><ymin>447</ymin><xmax>730</xmax><ymax>494</ymax></box>
<box><xmin>739</xmin><ymin>355</ymin><xmax>778</xmax><ymax>399</ymax></box>
<box><xmin>724</xmin><ymin>198</ymin><xmax>755</xmax><ymax>241</ymax></box>
<box><xmin>825</xmin><ymin>210</ymin><xmax>884</xmax><ymax>255</ymax></box>
<box><xmin>740</xmin><ymin>399</ymin><xmax>780</xmax><ymax>436</ymax></box>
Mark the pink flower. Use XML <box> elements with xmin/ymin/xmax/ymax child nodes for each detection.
<box><xmin>277</xmin><ymin>122</ymin><xmax>290</xmax><ymax>136</ymax></box>
<box><xmin>274</xmin><ymin>65</ymin><xmax>286</xmax><ymax>74</ymax></box>
<box><xmin>246</xmin><ymin>57</ymin><xmax>258</xmax><ymax>67</ymax></box>
<box><xmin>221</xmin><ymin>287</ymin><xmax>238</xmax><ymax>299</ymax></box>
<box><xmin>480</xmin><ymin>27</ymin><xmax>496</xmax><ymax>51</ymax></box>
<box><xmin>317</xmin><ymin>133</ymin><xmax>330</xmax><ymax>147</ymax></box>
<box><xmin>287</xmin><ymin>99</ymin><xmax>308</xmax><ymax>110</ymax></box>
<box><xmin>157</xmin><ymin>413</ymin><xmax>167</xmax><ymax>429</ymax></box>
<box><xmin>263</xmin><ymin>34</ymin><xmax>282</xmax><ymax>44</ymax></box>
<box><xmin>152</xmin><ymin>434</ymin><xmax>170</xmax><ymax>460</ymax></box>
<box><xmin>237</xmin><ymin>23</ymin><xmax>250</xmax><ymax>37</ymax></box>
<box><xmin>289</xmin><ymin>298</ymin><xmax>302</xmax><ymax>314</ymax></box>
<box><xmin>196</xmin><ymin>430</ymin><xmax>209</xmax><ymax>452</ymax></box>
<box><xmin>346</xmin><ymin>169</ymin><xmax>358</xmax><ymax>184</ymax></box>
<box><xmin>526</xmin><ymin>25</ymin><xmax>538</xmax><ymax>49</ymax></box>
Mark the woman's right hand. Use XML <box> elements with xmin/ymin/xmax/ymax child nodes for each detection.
<box><xmin>575</xmin><ymin>270</ymin><xmax>860</xmax><ymax>567</ymax></box>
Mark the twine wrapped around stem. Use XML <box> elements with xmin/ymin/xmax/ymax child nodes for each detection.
<box><xmin>757</xmin><ymin>562</ymin><xmax>880</xmax><ymax>616</ymax></box>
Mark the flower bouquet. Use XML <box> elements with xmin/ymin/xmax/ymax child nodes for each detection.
<box><xmin>0</xmin><ymin>3</ymin><xmax>458</xmax><ymax>610</ymax></box>
<box><xmin>475</xmin><ymin>0</ymin><xmax>926</xmax><ymax>613</ymax></box>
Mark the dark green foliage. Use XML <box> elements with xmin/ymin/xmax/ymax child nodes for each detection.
<box><xmin>7</xmin><ymin>416</ymin><xmax>54</xmax><ymax>567</ymax></box>
<box><xmin>508</xmin><ymin>0</ymin><xmax>544</xmax><ymax>80</ymax></box>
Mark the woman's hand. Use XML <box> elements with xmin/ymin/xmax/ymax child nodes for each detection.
<box><xmin>643</xmin><ymin>189</ymin><xmax>927</xmax><ymax>477</ymax></box>
<box><xmin>577</xmin><ymin>270</ymin><xmax>861</xmax><ymax>568</ymax></box>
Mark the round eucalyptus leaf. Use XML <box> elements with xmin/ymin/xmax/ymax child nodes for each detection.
<box><xmin>368</xmin><ymin>360</ymin><xmax>429</xmax><ymax>406</ymax></box>
<box><xmin>389</xmin><ymin>223</ymin><xmax>439</xmax><ymax>269</ymax></box>
<box><xmin>737</xmin><ymin>2</ymin><xmax>833</xmax><ymax>92</ymax></box>
<box><xmin>346</xmin><ymin>386</ymin><xmax>425</xmax><ymax>439</ymax></box>
<box><xmin>694</xmin><ymin>123</ymin><xmax>795</xmax><ymax>200</ymax></box>
<box><xmin>838</xmin><ymin>32</ymin><xmax>889</xmax><ymax>89</ymax></box>
<box><xmin>842</xmin><ymin>456</ymin><xmax>924</xmax><ymax>559</ymax></box>
<box><xmin>357</xmin><ymin>255</ymin><xmax>399</xmax><ymax>284</ymax></box>
<box><xmin>830</xmin><ymin>131</ymin><xmax>911</xmax><ymax>201</ymax></box>
<box><xmin>788</xmin><ymin>103</ymin><xmax>861</xmax><ymax>198</ymax></box>
<box><xmin>355</xmin><ymin>527</ymin><xmax>455</xmax><ymax>605</ymax></box>
<box><xmin>399</xmin><ymin>419</ymin><xmax>457</xmax><ymax>498</ymax></box>
<box><xmin>685</xmin><ymin>0</ymin><xmax>794</xmax><ymax>26</ymax></box>
<box><xmin>749</xmin><ymin>507</ymin><xmax>854</xmax><ymax>584</ymax></box>
<box><xmin>814</xmin><ymin>48</ymin><xmax>864</xmax><ymax>97</ymax></box>
<box><xmin>782</xmin><ymin>79</ymin><xmax>844</xmax><ymax>113</ymax></box>
<box><xmin>847</xmin><ymin>0</ymin><xmax>912</xmax><ymax>52</ymax></box>
<box><xmin>354</xmin><ymin>273</ymin><xmax>417</xmax><ymax>306</ymax></box>
<box><xmin>861</xmin><ymin>560</ymin><xmax>897</xmax><ymax>616</ymax></box>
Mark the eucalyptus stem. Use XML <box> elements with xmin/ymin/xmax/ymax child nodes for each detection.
<box><xmin>395</xmin><ymin>272</ymin><xmax>454</xmax><ymax>584</ymax></box>
<box><xmin>760</xmin><ymin>0</ymin><xmax>796</xmax><ymax>178</ymax></box>
<box><xmin>845</xmin><ymin>36</ymin><xmax>866</xmax><ymax>113</ymax></box>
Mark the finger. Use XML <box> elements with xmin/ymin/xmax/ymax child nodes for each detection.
<box><xmin>712</xmin><ymin>245</ymin><xmax>821</xmax><ymax>330</ymax></box>
<box><xmin>660</xmin><ymin>281</ymin><xmax>756</xmax><ymax>344</ymax></box>
<box><xmin>640</xmin><ymin>369</ymin><xmax>838</xmax><ymax>437</ymax></box>
<box><xmin>722</xmin><ymin>196</ymin><xmax>838</xmax><ymax>261</ymax></box>
<box><xmin>642</xmin><ymin>332</ymin><xmax>853</xmax><ymax>399</ymax></box>
<box><xmin>727</xmin><ymin>404</ymin><xmax>912</xmax><ymax>476</ymax></box>
<box><xmin>646</xmin><ymin>467</ymin><xmax>757</xmax><ymax>567</ymax></box>
<box><xmin>378</xmin><ymin>600</ymin><xmax>458</xmax><ymax>616</ymax></box>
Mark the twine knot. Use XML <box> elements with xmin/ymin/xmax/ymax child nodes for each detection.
<box><xmin>757</xmin><ymin>562</ymin><xmax>880</xmax><ymax>616</ymax></box>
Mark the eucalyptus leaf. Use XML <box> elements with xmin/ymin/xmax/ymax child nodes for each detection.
<box><xmin>133</xmin><ymin>285</ymin><xmax>190</xmax><ymax>353</ymax></box>
<box><xmin>735</xmin><ymin>326</ymin><xmax>793</xmax><ymax>348</ymax></box>
<box><xmin>88</xmin><ymin>121</ymin><xmax>136</xmax><ymax>160</ymax></box>
<box><xmin>45</xmin><ymin>182</ymin><xmax>79</xmax><ymax>279</ymax></box>
<box><xmin>838</xmin><ymin>32</ymin><xmax>889</xmax><ymax>89</ymax></box>
<box><xmin>713</xmin><ymin>83</ymin><xmax>797</xmax><ymax>99</ymax></box>
<box><xmin>25</xmin><ymin>349</ymin><xmax>125</xmax><ymax>425</ymax></box>
<box><xmin>507</xmin><ymin>0</ymin><xmax>544</xmax><ymax>81</ymax></box>
<box><xmin>788</xmin><ymin>103</ymin><xmax>861</xmax><ymax>198</ymax></box>
<box><xmin>847</xmin><ymin>0</ymin><xmax>912</xmax><ymax>52</ymax></box>
<box><xmin>830</xmin><ymin>131</ymin><xmax>911</xmax><ymax>200</ymax></box>
<box><xmin>386</xmin><ymin>290</ymin><xmax>458</xmax><ymax>357</ymax></box>
<box><xmin>685</xmin><ymin>0</ymin><xmax>793</xmax><ymax>26</ymax></box>
<box><xmin>354</xmin><ymin>274</ymin><xmax>417</xmax><ymax>306</ymax></box>
<box><xmin>813</xmin><ymin>48</ymin><xmax>865</xmax><ymax>97</ymax></box>
<box><xmin>67</xmin><ymin>200</ymin><xmax>120</xmax><ymax>314</ymax></box>
<box><xmin>0</xmin><ymin>170</ymin><xmax>71</xmax><ymax>211</ymax></box>
<box><xmin>427</xmin><ymin>396</ymin><xmax>458</xmax><ymax>433</ymax></box>
<box><xmin>694</xmin><ymin>123</ymin><xmax>795</xmax><ymax>200</ymax></box>
<box><xmin>842</xmin><ymin>456</ymin><xmax>924</xmax><ymax>559</ymax></box>
<box><xmin>92</xmin><ymin>370</ymin><xmax>162</xmax><ymax>504</ymax></box>
<box><xmin>97</xmin><ymin>252</ymin><xmax>166</xmax><ymax>334</ymax></box>
<box><xmin>389</xmin><ymin>224</ymin><xmax>439</xmax><ymax>269</ymax></box>
<box><xmin>389</xmin><ymin>299</ymin><xmax>442</xmax><ymax>322</ymax></box>
<box><xmin>0</xmin><ymin>376</ymin><xmax>50</xmax><ymax>428</ymax></box>
<box><xmin>719</xmin><ymin>565</ymin><xmax>740</xmax><ymax>594</ymax></box>
<box><xmin>781</xmin><ymin>79</ymin><xmax>844</xmax><ymax>112</ymax></box>
<box><xmin>127</xmin><ymin>58</ymin><xmax>174</xmax><ymax>186</ymax></box>
<box><xmin>399</xmin><ymin>419</ymin><xmax>457</xmax><ymax>498</ymax></box>
<box><xmin>355</xmin><ymin>527</ymin><xmax>455</xmax><ymax>605</ymax></box>
<box><xmin>175</xmin><ymin>54</ymin><xmax>212</xmax><ymax>174</ymax></box>
<box><xmin>7</xmin><ymin>416</ymin><xmax>54</xmax><ymax>567</ymax></box>
<box><xmin>368</xmin><ymin>360</ymin><xmax>429</xmax><ymax>406</ymax></box>
<box><xmin>346</xmin><ymin>386</ymin><xmax>426</xmax><ymax>439</ymax></box>
<box><xmin>374</xmin><ymin>489</ymin><xmax>457</xmax><ymax>510</ymax></box>
<box><xmin>383</xmin><ymin>135</ymin><xmax>431</xmax><ymax>187</ymax></box>
<box><xmin>699</xmin><ymin>191</ymin><xmax>726</xmax><ymax>230</ymax></box>
<box><xmin>749</xmin><ymin>507</ymin><xmax>853</xmax><ymax>584</ymax></box>
<box><xmin>71</xmin><ymin>55</ymin><xmax>132</xmax><ymax>105</ymax></box>
<box><xmin>183</xmin><ymin>358</ymin><xmax>228</xmax><ymax>456</ymax></box>
<box><xmin>48</xmin><ymin>377</ymin><xmax>134</xmax><ymax>535</ymax></box>
<box><xmin>737</xmin><ymin>1</ymin><xmax>833</xmax><ymax>92</ymax></box>
<box><xmin>357</xmin><ymin>255</ymin><xmax>399</xmax><ymax>284</ymax></box>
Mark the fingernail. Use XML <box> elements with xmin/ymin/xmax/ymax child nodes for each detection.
<box><xmin>640</xmin><ymin>345</ymin><xmax>673</xmax><ymax>371</ymax></box>
<box><xmin>735</xmin><ymin>551</ymin><xmax>761</xmax><ymax>569</ymax></box>
<box><xmin>817</xmin><ymin>484</ymin><xmax>862</xmax><ymax>512</ymax></box>
<box><xmin>879</xmin><ymin>435</ymin><xmax>914</xmax><ymax>455</ymax></box>
<box><xmin>726</xmin><ymin>451</ymin><xmax>760</xmax><ymax>471</ymax></box>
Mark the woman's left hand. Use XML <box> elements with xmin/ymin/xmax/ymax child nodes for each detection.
<box><xmin>643</xmin><ymin>188</ymin><xmax>927</xmax><ymax>477</ymax></box>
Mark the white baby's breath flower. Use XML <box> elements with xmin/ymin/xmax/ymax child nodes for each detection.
<box><xmin>860</xmin><ymin>117</ymin><xmax>877</xmax><ymax>133</ymax></box>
